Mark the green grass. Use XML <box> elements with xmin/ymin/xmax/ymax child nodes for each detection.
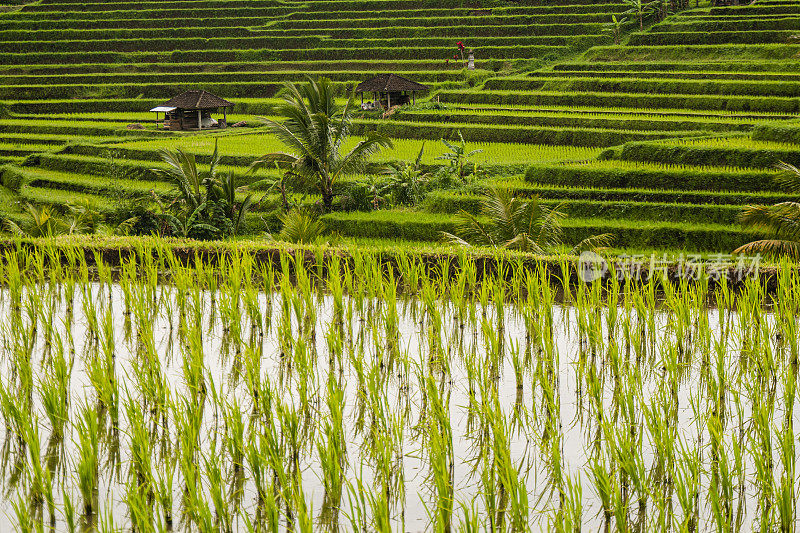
<box><xmin>320</xmin><ymin>209</ymin><xmax>758</xmax><ymax>250</ymax></box>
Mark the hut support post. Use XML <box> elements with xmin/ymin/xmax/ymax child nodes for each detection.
<box><xmin>387</xmin><ymin>92</ymin><xmax>391</xmax><ymax>108</ymax></box>
<box><xmin>413</xmin><ymin>91</ymin><xmax>416</xmax><ymax>105</ymax></box>
<box><xmin>197</xmin><ymin>110</ymin><xmax>202</xmax><ymax>130</ymax></box>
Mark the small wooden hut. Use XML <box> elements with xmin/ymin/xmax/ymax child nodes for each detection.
<box><xmin>150</xmin><ymin>90</ymin><xmax>234</xmax><ymax>131</ymax></box>
<box><xmin>354</xmin><ymin>74</ymin><xmax>429</xmax><ymax>109</ymax></box>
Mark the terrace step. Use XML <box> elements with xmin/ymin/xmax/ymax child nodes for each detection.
<box><xmin>581</xmin><ymin>44</ymin><xmax>800</xmax><ymax>63</ymax></box>
<box><xmin>609</xmin><ymin>137</ymin><xmax>800</xmax><ymax>169</ymax></box>
<box><xmin>0</xmin><ymin>24</ymin><xmax>607</xmax><ymax>41</ymax></box>
<box><xmin>425</xmin><ymin>191</ymin><xmax>744</xmax><ymax>225</ymax></box>
<box><xmin>533</xmin><ymin>69</ymin><xmax>800</xmax><ymax>82</ymax></box>
<box><xmin>444</xmin><ymin>104</ymin><xmax>793</xmax><ymax>120</ymax></box>
<box><xmin>437</xmin><ymin>89</ymin><xmax>800</xmax><ymax>113</ymax></box>
<box><xmin>29</xmin><ymin>0</ymin><xmax>284</xmax><ymax>10</ymax></box>
<box><xmin>627</xmin><ymin>29</ymin><xmax>798</xmax><ymax>46</ymax></box>
<box><xmin>12</xmin><ymin>166</ymin><xmax>265</xmax><ymax>208</ymax></box>
<box><xmin>430</xmin><ymin>180</ymin><xmax>799</xmax><ymax>205</ymax></box>
<box><xmin>32</xmin><ymin>152</ymin><xmax>267</xmax><ymax>185</ymax></box>
<box><xmin>17</xmin><ymin>6</ymin><xmax>294</xmax><ymax>18</ymax></box>
<box><xmin>0</xmin><ymin>134</ymin><xmax>111</xmax><ymax>156</ymax></box>
<box><xmin>319</xmin><ymin>209</ymin><xmax>758</xmax><ymax>251</ymax></box>
<box><xmin>15</xmin><ymin>3</ymin><xmax>628</xmax><ymax>20</ymax></box>
<box><xmin>0</xmin><ymin>118</ymin><xmax>170</xmax><ymax>137</ymax></box>
<box><xmin>0</xmin><ymin>35</ymin><xmax>591</xmax><ymax>54</ymax></box>
<box><xmin>273</xmin><ymin>14</ymin><xmax>616</xmax><ymax>29</ymax></box>
<box><xmin>0</xmin><ymin>69</ymin><xmax>471</xmax><ymax>87</ymax></box>
<box><xmin>393</xmin><ymin>109</ymin><xmax>757</xmax><ymax>133</ymax></box>
<box><xmin>652</xmin><ymin>16</ymin><xmax>800</xmax><ymax>32</ymax></box>
<box><xmin>0</xmin><ymin>13</ymin><xmax>619</xmax><ymax>31</ymax></box>
<box><xmin>19</xmin><ymin>184</ymin><xmax>115</xmax><ymax>212</ymax></box>
<box><xmin>353</xmin><ymin>118</ymin><xmax>710</xmax><ymax>147</ymax></box>
<box><xmin>552</xmin><ymin>61</ymin><xmax>800</xmax><ymax>73</ymax></box>
<box><xmin>0</xmin><ymin>60</ymin><xmax>483</xmax><ymax>76</ymax></box>
<box><xmin>525</xmin><ymin>159</ymin><xmax>785</xmax><ymax>192</ymax></box>
<box><xmin>485</xmin><ymin>75</ymin><xmax>800</xmax><ymax>98</ymax></box>
<box><xmin>0</xmin><ymin>44</ymin><xmax>573</xmax><ymax>65</ymax></box>
<box><xmin>709</xmin><ymin>4</ymin><xmax>800</xmax><ymax>14</ymax></box>
<box><xmin>5</xmin><ymin>97</ymin><xmax>276</xmax><ymax>115</ymax></box>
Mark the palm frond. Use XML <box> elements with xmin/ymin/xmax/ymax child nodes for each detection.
<box><xmin>414</xmin><ymin>142</ymin><xmax>426</xmax><ymax>170</ymax></box>
<box><xmin>2</xmin><ymin>217</ymin><xmax>26</xmax><ymax>237</ymax></box>
<box><xmin>740</xmin><ymin>202</ymin><xmax>800</xmax><ymax>242</ymax></box>
<box><xmin>571</xmin><ymin>233</ymin><xmax>615</xmax><ymax>255</ymax></box>
<box><xmin>774</xmin><ymin>161</ymin><xmax>800</xmax><ymax>193</ymax></box>
<box><xmin>452</xmin><ymin>210</ymin><xmax>497</xmax><ymax>248</ymax></box>
<box><xmin>208</xmin><ymin>140</ymin><xmax>221</xmax><ymax>182</ymax></box>
<box><xmin>277</xmin><ymin>209</ymin><xmax>326</xmax><ymax>244</ymax></box>
<box><xmin>234</xmin><ymin>194</ymin><xmax>254</xmax><ymax>236</ymax></box>
<box><xmin>440</xmin><ymin>231</ymin><xmax>471</xmax><ymax>247</ymax></box>
<box><xmin>733</xmin><ymin>239</ymin><xmax>800</xmax><ymax>259</ymax></box>
<box><xmin>535</xmin><ymin>202</ymin><xmax>567</xmax><ymax>249</ymax></box>
<box><xmin>335</xmin><ymin>133</ymin><xmax>394</xmax><ymax>180</ymax></box>
<box><xmin>114</xmin><ymin>217</ymin><xmax>139</xmax><ymax>236</ymax></box>
<box><xmin>249</xmin><ymin>152</ymin><xmax>301</xmax><ymax>174</ymax></box>
<box><xmin>501</xmin><ymin>233</ymin><xmax>547</xmax><ymax>254</ymax></box>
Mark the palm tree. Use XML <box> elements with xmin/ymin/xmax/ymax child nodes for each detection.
<box><xmin>273</xmin><ymin>208</ymin><xmax>327</xmax><ymax>244</ymax></box>
<box><xmin>217</xmin><ymin>170</ymin><xmax>254</xmax><ymax>236</ymax></box>
<box><xmin>152</xmin><ymin>141</ymin><xmax>254</xmax><ymax>237</ymax></box>
<box><xmin>250</xmin><ymin>77</ymin><xmax>393</xmax><ymax>212</ymax></box>
<box><xmin>623</xmin><ymin>0</ymin><xmax>656</xmax><ymax>30</ymax></box>
<box><xmin>442</xmin><ymin>186</ymin><xmax>613</xmax><ymax>254</ymax></box>
<box><xmin>3</xmin><ymin>203</ymin><xmax>66</xmax><ymax>238</ymax></box>
<box><xmin>153</xmin><ymin>145</ymin><xmax>212</xmax><ymax>211</ymax></box>
<box><xmin>162</xmin><ymin>203</ymin><xmax>222</xmax><ymax>239</ymax></box>
<box><xmin>734</xmin><ymin>161</ymin><xmax>800</xmax><ymax>259</ymax></box>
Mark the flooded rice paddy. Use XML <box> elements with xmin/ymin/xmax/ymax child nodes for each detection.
<box><xmin>0</xmin><ymin>246</ymin><xmax>798</xmax><ymax>532</ymax></box>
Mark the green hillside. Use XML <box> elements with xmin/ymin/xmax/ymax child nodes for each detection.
<box><xmin>1</xmin><ymin>0</ymin><xmax>799</xmax><ymax>253</ymax></box>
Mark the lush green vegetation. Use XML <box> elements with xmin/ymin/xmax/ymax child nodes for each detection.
<box><xmin>1</xmin><ymin>0</ymin><xmax>799</xmax><ymax>255</ymax></box>
<box><xmin>1</xmin><ymin>1</ymin><xmax>799</xmax><ymax>530</ymax></box>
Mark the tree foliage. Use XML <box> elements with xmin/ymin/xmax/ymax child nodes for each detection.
<box><xmin>442</xmin><ymin>186</ymin><xmax>614</xmax><ymax>254</ymax></box>
<box><xmin>251</xmin><ymin>77</ymin><xmax>393</xmax><ymax>211</ymax></box>
<box><xmin>735</xmin><ymin>161</ymin><xmax>800</xmax><ymax>259</ymax></box>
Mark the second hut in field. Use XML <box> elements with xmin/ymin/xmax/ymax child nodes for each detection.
<box><xmin>355</xmin><ymin>74</ymin><xmax>429</xmax><ymax>110</ymax></box>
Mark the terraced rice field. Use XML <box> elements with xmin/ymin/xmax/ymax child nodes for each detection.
<box><xmin>0</xmin><ymin>0</ymin><xmax>799</xmax><ymax>253</ymax></box>
<box><xmin>2</xmin><ymin>1</ymin><xmax>800</xmax><ymax>530</ymax></box>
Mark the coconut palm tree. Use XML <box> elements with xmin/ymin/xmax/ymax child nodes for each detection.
<box><xmin>3</xmin><ymin>203</ymin><xmax>66</xmax><ymax>238</ymax></box>
<box><xmin>734</xmin><ymin>161</ymin><xmax>800</xmax><ymax>259</ymax></box>
<box><xmin>151</xmin><ymin>141</ymin><xmax>254</xmax><ymax>237</ymax></box>
<box><xmin>153</xmin><ymin>145</ymin><xmax>212</xmax><ymax>211</ymax></box>
<box><xmin>273</xmin><ymin>208</ymin><xmax>327</xmax><ymax>244</ymax></box>
<box><xmin>442</xmin><ymin>186</ymin><xmax>613</xmax><ymax>254</ymax></box>
<box><xmin>250</xmin><ymin>77</ymin><xmax>393</xmax><ymax>212</ymax></box>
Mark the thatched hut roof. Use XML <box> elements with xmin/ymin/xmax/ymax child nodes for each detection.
<box><xmin>355</xmin><ymin>74</ymin><xmax>430</xmax><ymax>93</ymax></box>
<box><xmin>161</xmin><ymin>90</ymin><xmax>233</xmax><ymax>110</ymax></box>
